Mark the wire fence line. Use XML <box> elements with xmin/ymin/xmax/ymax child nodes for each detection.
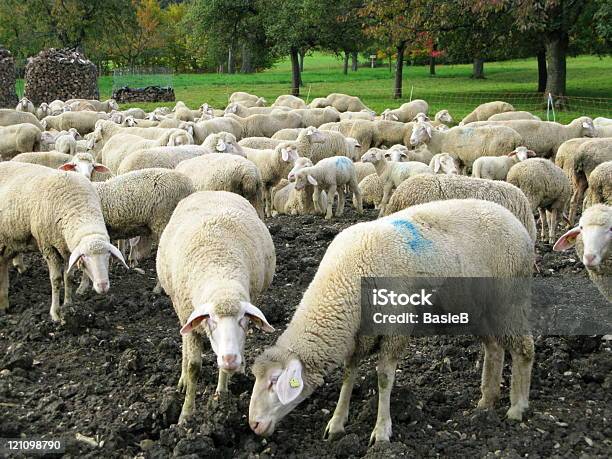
<box><xmin>112</xmin><ymin>67</ymin><xmax>174</xmax><ymax>91</ymax></box>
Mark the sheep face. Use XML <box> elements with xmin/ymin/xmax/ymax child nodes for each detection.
<box><xmin>381</xmin><ymin>109</ymin><xmax>398</xmax><ymax>121</ymax></box>
<box><xmin>304</xmin><ymin>126</ymin><xmax>325</xmax><ymax>143</ymax></box>
<box><xmin>294</xmin><ymin>170</ymin><xmax>317</xmax><ymax>190</ymax></box>
<box><xmin>412</xmin><ymin>112</ymin><xmax>430</xmax><ymax>123</ymax></box>
<box><xmin>361</xmin><ymin>148</ymin><xmax>385</xmax><ymax>164</ymax></box>
<box><xmin>432</xmin><ymin>153</ymin><xmax>458</xmax><ymax>175</ymax></box>
<box><xmin>180</xmin><ymin>301</ymin><xmax>273</xmax><ymax>372</ymax></box>
<box><xmin>167</xmin><ymin>131</ymin><xmax>193</xmax><ymax>147</ymax></box>
<box><xmin>509</xmin><ymin>146</ymin><xmax>535</xmax><ymax>161</ymax></box>
<box><xmin>249</xmin><ymin>358</ymin><xmax>312</xmax><ymax>437</ymax></box>
<box><xmin>409</xmin><ymin>122</ymin><xmax>433</xmax><ymax>146</ymax></box>
<box><xmin>67</xmin><ymin>238</ymin><xmax>127</xmax><ymax>294</ymax></box>
<box><xmin>288</xmin><ymin>157</ymin><xmax>314</xmax><ymax>181</ymax></box>
<box><xmin>435</xmin><ymin>110</ymin><xmax>453</xmax><ymax>124</ymax></box>
<box><xmin>110</xmin><ymin>112</ymin><xmax>125</xmax><ymax>124</ymax></box>
<box><xmin>58</xmin><ymin>153</ymin><xmax>110</xmax><ymax>180</ymax></box>
<box><xmin>554</xmin><ymin>205</ymin><xmax>611</xmax><ymax>268</ymax></box>
<box><xmin>576</xmin><ymin>117</ymin><xmax>596</xmax><ymax>137</ymax></box>
<box><xmin>108</xmin><ymin>99</ymin><xmax>119</xmax><ymax>111</ymax></box>
<box><xmin>384</xmin><ymin>149</ymin><xmax>408</xmax><ymax>162</ymax></box>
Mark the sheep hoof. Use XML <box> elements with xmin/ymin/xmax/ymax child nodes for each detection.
<box><xmin>177</xmin><ymin>377</ymin><xmax>186</xmax><ymax>393</ymax></box>
<box><xmin>323</xmin><ymin>418</ymin><xmax>346</xmax><ymax>441</ymax></box>
<box><xmin>476</xmin><ymin>398</ymin><xmax>496</xmax><ymax>409</ymax></box>
<box><xmin>506</xmin><ymin>405</ymin><xmax>525</xmax><ymax>421</ymax></box>
<box><xmin>368</xmin><ymin>423</ymin><xmax>392</xmax><ymax>446</ymax></box>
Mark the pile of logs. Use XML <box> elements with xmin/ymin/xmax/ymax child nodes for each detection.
<box><xmin>0</xmin><ymin>47</ymin><xmax>18</xmax><ymax>108</ymax></box>
<box><xmin>112</xmin><ymin>86</ymin><xmax>175</xmax><ymax>103</ymax></box>
<box><xmin>24</xmin><ymin>48</ymin><xmax>98</xmax><ymax>106</ymax></box>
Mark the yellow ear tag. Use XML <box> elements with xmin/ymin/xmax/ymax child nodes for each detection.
<box><xmin>289</xmin><ymin>377</ymin><xmax>300</xmax><ymax>388</ymax></box>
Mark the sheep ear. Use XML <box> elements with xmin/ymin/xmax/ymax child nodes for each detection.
<box><xmin>67</xmin><ymin>246</ymin><xmax>84</xmax><ymax>274</ymax></box>
<box><xmin>241</xmin><ymin>301</ymin><xmax>274</xmax><ymax>332</ymax></box>
<box><xmin>93</xmin><ymin>164</ymin><xmax>111</xmax><ymax>173</ymax></box>
<box><xmin>433</xmin><ymin>157</ymin><xmax>441</xmax><ymax>173</ymax></box>
<box><xmin>216</xmin><ymin>139</ymin><xmax>227</xmax><ymax>152</ymax></box>
<box><xmin>180</xmin><ymin>303</ymin><xmax>214</xmax><ymax>335</ymax></box>
<box><xmin>307</xmin><ymin>174</ymin><xmax>318</xmax><ymax>186</ymax></box>
<box><xmin>275</xmin><ymin>359</ymin><xmax>304</xmax><ymax>405</ymax></box>
<box><xmin>553</xmin><ymin>227</ymin><xmax>581</xmax><ymax>251</ymax></box>
<box><xmin>58</xmin><ymin>163</ymin><xmax>76</xmax><ymax>172</ymax></box>
<box><xmin>508</xmin><ymin>151</ymin><xmax>517</xmax><ymax>157</ymax></box>
<box><xmin>425</xmin><ymin>125</ymin><xmax>433</xmax><ymax>138</ymax></box>
<box><xmin>108</xmin><ymin>243</ymin><xmax>129</xmax><ymax>269</ymax></box>
<box><xmin>527</xmin><ymin>150</ymin><xmax>536</xmax><ymax>157</ymax></box>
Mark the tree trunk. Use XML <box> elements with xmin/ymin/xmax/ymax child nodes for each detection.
<box><xmin>343</xmin><ymin>51</ymin><xmax>349</xmax><ymax>75</ymax></box>
<box><xmin>299</xmin><ymin>49</ymin><xmax>305</xmax><ymax>72</ymax></box>
<box><xmin>472</xmin><ymin>57</ymin><xmax>484</xmax><ymax>79</ymax></box>
<box><xmin>290</xmin><ymin>47</ymin><xmax>300</xmax><ymax>96</ymax></box>
<box><xmin>227</xmin><ymin>45</ymin><xmax>235</xmax><ymax>74</ymax></box>
<box><xmin>394</xmin><ymin>42</ymin><xmax>406</xmax><ymax>99</ymax></box>
<box><xmin>241</xmin><ymin>43</ymin><xmax>253</xmax><ymax>73</ymax></box>
<box><xmin>351</xmin><ymin>51</ymin><xmax>358</xmax><ymax>71</ymax></box>
<box><xmin>429</xmin><ymin>43</ymin><xmax>437</xmax><ymax>76</ymax></box>
<box><xmin>537</xmin><ymin>50</ymin><xmax>547</xmax><ymax>93</ymax></box>
<box><xmin>545</xmin><ymin>32</ymin><xmax>568</xmax><ymax>103</ymax></box>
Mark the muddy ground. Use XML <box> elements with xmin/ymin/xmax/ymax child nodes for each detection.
<box><xmin>0</xmin><ymin>206</ymin><xmax>610</xmax><ymax>458</ymax></box>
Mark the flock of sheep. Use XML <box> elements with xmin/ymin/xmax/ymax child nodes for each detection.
<box><xmin>0</xmin><ymin>90</ymin><xmax>611</xmax><ymax>445</ymax></box>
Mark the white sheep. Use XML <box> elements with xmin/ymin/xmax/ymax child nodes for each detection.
<box><xmin>472</xmin><ymin>146</ymin><xmax>536</xmax><ymax>180</ymax></box>
<box><xmin>582</xmin><ymin>161</ymin><xmax>612</xmax><ymax>209</ymax></box>
<box><xmin>89</xmin><ymin>119</ymin><xmax>193</xmax><ymax>152</ymax></box>
<box><xmin>0</xmin><ymin>123</ymin><xmax>42</xmax><ymax>158</ymax></box>
<box><xmin>225</xmin><ymin>111</ymin><xmax>302</xmax><ymax>138</ymax></box>
<box><xmin>554</xmin><ymin>204</ymin><xmax>611</xmax><ymax>301</ymax></box>
<box><xmin>272</xmin><ymin>128</ymin><xmax>362</xmax><ymax>162</ymax></box>
<box><xmin>116</xmin><ymin>145</ymin><xmax>212</xmax><ymax>174</ymax></box>
<box><xmin>382</xmin><ymin>173</ymin><xmax>537</xmax><ymax>242</ymax></box>
<box><xmin>42</xmin><ymin>111</ymin><xmax>109</xmax><ymax>136</ymax></box>
<box><xmin>380</xmin><ymin>99</ymin><xmax>428</xmax><ymax>122</ymax></box>
<box><xmin>290</xmin><ymin>107</ymin><xmax>341</xmax><ymax>127</ymax></box>
<box><xmin>433</xmin><ymin>109</ymin><xmax>454</xmax><ymax>126</ymax></box>
<box><xmin>488</xmin><ymin>111</ymin><xmax>541</xmax><ymax>121</ymax></box>
<box><xmin>15</xmin><ymin>97</ymin><xmax>35</xmax><ymax>115</ymax></box>
<box><xmin>239</xmin><ymin>126</ymin><xmax>325</xmax><ymax>157</ymax></box>
<box><xmin>594</xmin><ymin>117</ymin><xmax>612</xmax><ymax>127</ymax></box>
<box><xmin>48</xmin><ymin>100</ymin><xmax>67</xmax><ymax>116</ymax></box>
<box><xmin>314</xmin><ymin>93</ymin><xmax>374</xmax><ymax>113</ymax></box>
<box><xmin>248</xmin><ymin>199</ymin><xmax>534</xmax><ymax>444</ymax></box>
<box><xmin>64</xmin><ymin>98</ymin><xmax>119</xmax><ymax>113</ymax></box>
<box><xmin>467</xmin><ymin>117</ymin><xmax>596</xmax><ymax>157</ymax></box>
<box><xmin>244</xmin><ymin>143</ymin><xmax>300</xmax><ymax>217</ymax></box>
<box><xmin>0</xmin><ymin>162</ymin><xmax>127</xmax><ymax>321</ymax></box>
<box><xmin>157</xmin><ymin>191</ymin><xmax>274</xmax><ymax>422</ymax></box>
<box><xmin>12</xmin><ymin>152</ymin><xmax>109</xmax><ymax>180</ymax></box>
<box><xmin>0</xmin><ymin>108</ymin><xmax>44</xmax><ymax>130</ymax></box>
<box><xmin>176</xmin><ymin>153</ymin><xmax>265</xmax><ymax>218</ymax></box>
<box><xmin>201</xmin><ymin>131</ymin><xmax>246</xmax><ymax>157</ymax></box>
<box><xmin>229</xmin><ymin>91</ymin><xmax>267</xmax><ymax>107</ymax></box>
<box><xmin>409</xmin><ymin>121</ymin><xmax>523</xmax><ymax>172</ymax></box>
<box><xmin>36</xmin><ymin>102</ymin><xmax>52</xmax><ymax>120</ymax></box>
<box><xmin>339</xmin><ymin>110</ymin><xmax>376</xmax><ymax>121</ymax></box>
<box><xmin>361</xmin><ymin>147</ymin><xmax>432</xmax><ymax>216</ymax></box>
<box><xmin>290</xmin><ymin>156</ymin><xmax>363</xmax><ymax>219</ymax></box>
<box><xmin>354</xmin><ymin>162</ymin><xmax>377</xmax><ymax>183</ymax></box>
<box><xmin>224</xmin><ymin>103</ymin><xmax>280</xmax><ymax>117</ymax></box>
<box><xmin>272</xmin><ymin>94</ymin><xmax>307</xmax><ymax>109</ymax></box>
<box><xmin>507</xmin><ymin>158</ymin><xmax>571</xmax><ymax>243</ymax></box>
<box><xmin>54</xmin><ymin>130</ymin><xmax>79</xmax><ymax>155</ymax></box>
<box><xmin>460</xmin><ymin>101</ymin><xmax>514</xmax><ymax>124</ymax></box>
<box><xmin>271</xmin><ymin>175</ymin><xmax>328</xmax><ymax>216</ymax></box>
<box><xmin>192</xmin><ymin>117</ymin><xmax>244</xmax><ymax>143</ymax></box>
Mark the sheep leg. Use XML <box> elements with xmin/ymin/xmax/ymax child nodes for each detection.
<box><xmin>369</xmin><ymin>354</ymin><xmax>397</xmax><ymax>445</ymax></box>
<box><xmin>77</xmin><ymin>272</ymin><xmax>91</xmax><ymax>295</ymax></box>
<box><xmin>477</xmin><ymin>337</ymin><xmax>504</xmax><ymax>409</ymax></box>
<box><xmin>568</xmin><ymin>175</ymin><xmax>587</xmax><ymax>226</ymax></box>
<box><xmin>325</xmin><ymin>185</ymin><xmax>336</xmax><ymax>220</ymax></box>
<box><xmin>216</xmin><ymin>370</ymin><xmax>231</xmax><ymax>394</ymax></box>
<box><xmin>179</xmin><ymin>333</ymin><xmax>203</xmax><ymax>423</ymax></box>
<box><xmin>263</xmin><ymin>187</ymin><xmax>272</xmax><ymax>218</ymax></box>
<box><xmin>538</xmin><ymin>208</ymin><xmax>547</xmax><ymax>242</ymax></box>
<box><xmin>547</xmin><ymin>209</ymin><xmax>558</xmax><ymax>244</ymax></box>
<box><xmin>312</xmin><ymin>186</ymin><xmax>321</xmax><ymax>213</ymax></box>
<box><xmin>0</xmin><ymin>258</ymin><xmax>9</xmax><ymax>313</ymax></box>
<box><xmin>12</xmin><ymin>254</ymin><xmax>27</xmax><ymax>274</ymax></box>
<box><xmin>177</xmin><ymin>334</ymin><xmax>188</xmax><ymax>393</ymax></box>
<box><xmin>350</xmin><ymin>178</ymin><xmax>363</xmax><ymax>214</ymax></box>
<box><xmin>324</xmin><ymin>354</ymin><xmax>359</xmax><ymax>441</ymax></box>
<box><xmin>378</xmin><ymin>183</ymin><xmax>394</xmax><ymax>218</ymax></box>
<box><xmin>336</xmin><ymin>187</ymin><xmax>346</xmax><ymax>217</ymax></box>
<box><xmin>63</xmin><ymin>263</ymin><xmax>75</xmax><ymax>306</ymax></box>
<box><xmin>43</xmin><ymin>249</ymin><xmax>64</xmax><ymax>322</ymax></box>
<box><xmin>506</xmin><ymin>336</ymin><xmax>534</xmax><ymax>421</ymax></box>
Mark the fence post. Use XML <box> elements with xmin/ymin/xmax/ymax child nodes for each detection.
<box><xmin>306</xmin><ymin>84</ymin><xmax>312</xmax><ymax>104</ymax></box>
<box><xmin>409</xmin><ymin>85</ymin><xmax>413</xmax><ymax>102</ymax></box>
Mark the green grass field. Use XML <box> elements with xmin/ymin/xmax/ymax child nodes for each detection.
<box><xmin>19</xmin><ymin>53</ymin><xmax>612</xmax><ymax>123</ymax></box>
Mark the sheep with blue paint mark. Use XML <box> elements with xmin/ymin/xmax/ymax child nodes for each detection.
<box><xmin>289</xmin><ymin>155</ymin><xmax>362</xmax><ymax>219</ymax></box>
<box><xmin>248</xmin><ymin>199</ymin><xmax>535</xmax><ymax>444</ymax></box>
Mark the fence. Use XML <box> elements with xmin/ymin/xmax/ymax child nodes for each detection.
<box><xmin>112</xmin><ymin>66</ymin><xmax>174</xmax><ymax>90</ymax></box>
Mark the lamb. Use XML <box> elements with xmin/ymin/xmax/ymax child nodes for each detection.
<box><xmin>382</xmin><ymin>174</ymin><xmax>537</xmax><ymax>242</ymax></box>
<box><xmin>172</xmin><ymin>101</ymin><xmax>196</xmax><ymax>121</ymax></box>
<box><xmin>11</xmin><ymin>152</ymin><xmax>109</xmax><ymax>180</ymax></box>
<box><xmin>555</xmin><ymin>137</ymin><xmax>595</xmax><ymax>180</ymax></box>
<box><xmin>36</xmin><ymin>103</ymin><xmax>52</xmax><ymax>120</ymax></box>
<box><xmin>271</xmin><ymin>177</ymin><xmax>327</xmax><ymax>216</ymax></box>
<box><xmin>361</xmin><ymin>147</ymin><xmax>432</xmax><ymax>216</ymax></box>
<box><xmin>0</xmin><ymin>109</ymin><xmax>44</xmax><ymax>130</ymax></box>
<box><xmin>176</xmin><ymin>153</ymin><xmax>265</xmax><ymax>219</ymax></box>
<box><xmin>472</xmin><ymin>146</ymin><xmax>536</xmax><ymax>180</ymax></box>
<box><xmin>354</xmin><ymin>162</ymin><xmax>377</xmax><ymax>183</ymax></box>
<box><xmin>0</xmin><ymin>123</ymin><xmax>42</xmax><ymax>158</ymax></box>
<box><xmin>0</xmin><ymin>162</ymin><xmax>126</xmax><ymax>321</ymax></box>
<box><xmin>229</xmin><ymin>91</ymin><xmax>267</xmax><ymax>107</ymax></box>
<box><xmin>409</xmin><ymin>121</ymin><xmax>523</xmax><ymax>172</ymax></box>
<box><xmin>272</xmin><ymin>128</ymin><xmax>362</xmax><ymax>162</ymax></box>
<box><xmin>225</xmin><ymin>112</ymin><xmax>302</xmax><ymax>138</ymax></box>
<box><xmin>315</xmin><ymin>93</ymin><xmax>373</xmax><ymax>113</ymax></box>
<box><xmin>64</xmin><ymin>98</ymin><xmax>119</xmax><ymax>113</ymax></box>
<box><xmin>42</xmin><ymin>111</ymin><xmax>109</xmax><ymax>136</ymax></box>
<box><xmin>239</xmin><ymin>126</ymin><xmax>324</xmax><ymax>159</ymax></box>
<box><xmin>156</xmin><ymin>191</ymin><xmax>274</xmax><ymax>421</ymax></box>
<box><xmin>488</xmin><ymin>111</ymin><xmax>541</xmax><ymax>121</ymax></box>
<box><xmin>358</xmin><ymin>173</ymin><xmax>383</xmax><ymax>208</ymax></box>
<box><xmin>466</xmin><ymin>117</ymin><xmax>596</xmax><ymax>157</ymax></box>
<box><xmin>320</xmin><ymin>119</ymin><xmax>375</xmax><ymax>150</ymax></box>
<box><xmin>429</xmin><ymin>152</ymin><xmax>459</xmax><ymax>175</ymax></box>
<box><xmin>201</xmin><ymin>131</ymin><xmax>246</xmax><ymax>157</ymax></box>
<box><xmin>76</xmin><ymin>168</ymin><xmax>195</xmax><ymax>294</ymax></box>
<box><xmin>460</xmin><ymin>101</ymin><xmax>515</xmax><ymax>125</ymax></box>
<box><xmin>248</xmin><ymin>199</ymin><xmax>534</xmax><ymax>444</ymax></box>
<box><xmin>244</xmin><ymin>143</ymin><xmax>300</xmax><ymax>216</ymax></box>
<box><xmin>433</xmin><ymin>109</ymin><xmax>454</xmax><ymax>126</ymax></box>
<box><xmin>117</xmin><ymin>146</ymin><xmax>209</xmax><ymax>174</ymax></box>
<box><xmin>554</xmin><ymin>204</ymin><xmax>611</xmax><ymax>301</ymax></box>
<box><xmin>122</xmin><ymin>108</ymin><xmax>147</xmax><ymax>119</ymax></box>
<box><xmin>272</xmin><ymin>94</ymin><xmax>307</xmax><ymax>109</ymax></box>
<box><xmin>507</xmin><ymin>158</ymin><xmax>571</xmax><ymax>244</ymax></box>
<box><xmin>380</xmin><ymin>99</ymin><xmax>428</xmax><ymax>122</ymax></box>
<box><xmin>54</xmin><ymin>130</ymin><xmax>79</xmax><ymax>155</ymax></box>
<box><xmin>16</xmin><ymin>97</ymin><xmax>35</xmax><ymax>115</ymax></box>
<box><xmin>99</xmin><ymin>130</ymin><xmax>194</xmax><ymax>173</ymax></box>
<box><xmin>566</xmin><ymin>138</ymin><xmax>612</xmax><ymax>225</ymax></box>
<box><xmin>405</xmin><ymin>144</ymin><xmax>434</xmax><ymax>164</ymax></box>
<box><xmin>290</xmin><ymin>156</ymin><xmax>363</xmax><ymax>219</ymax></box>
<box><xmin>582</xmin><ymin>161</ymin><xmax>612</xmax><ymax>209</ymax></box>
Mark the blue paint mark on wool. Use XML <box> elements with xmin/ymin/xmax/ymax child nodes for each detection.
<box><xmin>390</xmin><ymin>219</ymin><xmax>433</xmax><ymax>252</ymax></box>
<box><xmin>335</xmin><ymin>156</ymin><xmax>351</xmax><ymax>170</ymax></box>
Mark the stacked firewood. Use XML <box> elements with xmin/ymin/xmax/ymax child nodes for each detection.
<box><xmin>112</xmin><ymin>86</ymin><xmax>175</xmax><ymax>103</ymax></box>
<box><xmin>0</xmin><ymin>47</ymin><xmax>18</xmax><ymax>108</ymax></box>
